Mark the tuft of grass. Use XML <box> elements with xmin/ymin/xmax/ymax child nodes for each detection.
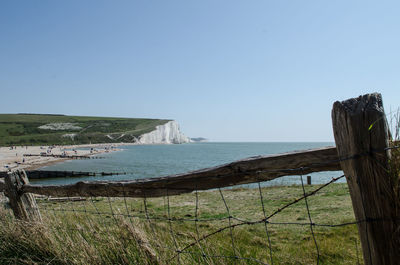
<box><xmin>0</xmin><ymin>183</ymin><xmax>363</xmax><ymax>264</ymax></box>
<box><xmin>389</xmin><ymin>110</ymin><xmax>400</xmax><ymax>219</ymax></box>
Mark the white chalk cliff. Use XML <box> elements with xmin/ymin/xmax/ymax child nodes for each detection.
<box><xmin>137</xmin><ymin>121</ymin><xmax>191</xmax><ymax>144</ymax></box>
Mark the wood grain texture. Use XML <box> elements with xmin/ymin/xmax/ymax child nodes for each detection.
<box><xmin>332</xmin><ymin>93</ymin><xmax>400</xmax><ymax>265</ymax></box>
<box><xmin>4</xmin><ymin>170</ymin><xmax>42</xmax><ymax>221</ymax></box>
<box><xmin>0</xmin><ymin>179</ymin><xmax>4</xmax><ymax>192</ymax></box>
<box><xmin>23</xmin><ymin>146</ymin><xmax>341</xmax><ymax>198</ymax></box>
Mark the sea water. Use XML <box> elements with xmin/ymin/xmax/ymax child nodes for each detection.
<box><xmin>32</xmin><ymin>142</ymin><xmax>344</xmax><ymax>187</ymax></box>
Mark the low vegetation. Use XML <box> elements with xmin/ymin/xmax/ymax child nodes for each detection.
<box><xmin>0</xmin><ymin>114</ymin><xmax>169</xmax><ymax>146</ymax></box>
<box><xmin>0</xmin><ymin>183</ymin><xmax>363</xmax><ymax>264</ymax></box>
<box><xmin>389</xmin><ymin>111</ymin><xmax>400</xmax><ymax>222</ymax></box>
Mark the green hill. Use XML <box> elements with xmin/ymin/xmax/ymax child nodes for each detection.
<box><xmin>0</xmin><ymin>114</ymin><xmax>170</xmax><ymax>146</ymax></box>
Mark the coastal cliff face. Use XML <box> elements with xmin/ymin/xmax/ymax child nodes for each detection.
<box><xmin>137</xmin><ymin>121</ymin><xmax>191</xmax><ymax>144</ymax></box>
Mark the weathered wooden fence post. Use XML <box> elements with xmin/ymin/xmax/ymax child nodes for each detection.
<box><xmin>4</xmin><ymin>169</ymin><xmax>42</xmax><ymax>222</ymax></box>
<box><xmin>332</xmin><ymin>93</ymin><xmax>400</xmax><ymax>265</ymax></box>
<box><xmin>0</xmin><ymin>179</ymin><xmax>5</xmax><ymax>193</ymax></box>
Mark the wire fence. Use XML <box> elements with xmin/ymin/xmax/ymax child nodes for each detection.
<box><xmin>1</xmin><ymin>145</ymin><xmax>399</xmax><ymax>264</ymax></box>
<box><xmin>2</xmin><ymin>94</ymin><xmax>400</xmax><ymax>264</ymax></box>
<box><xmin>11</xmin><ymin>172</ymin><xmax>363</xmax><ymax>264</ymax></box>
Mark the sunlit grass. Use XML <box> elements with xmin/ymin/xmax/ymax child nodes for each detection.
<box><xmin>0</xmin><ymin>183</ymin><xmax>363</xmax><ymax>265</ymax></box>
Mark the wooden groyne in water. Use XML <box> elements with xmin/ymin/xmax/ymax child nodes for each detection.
<box><xmin>23</xmin><ymin>154</ymin><xmax>106</xmax><ymax>159</ymax></box>
<box><xmin>0</xmin><ymin>170</ymin><xmax>127</xmax><ymax>179</ymax></box>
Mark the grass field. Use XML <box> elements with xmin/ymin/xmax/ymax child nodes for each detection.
<box><xmin>0</xmin><ymin>183</ymin><xmax>363</xmax><ymax>265</ymax></box>
<box><xmin>0</xmin><ymin>114</ymin><xmax>169</xmax><ymax>146</ymax></box>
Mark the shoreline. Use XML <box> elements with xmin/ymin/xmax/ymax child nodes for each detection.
<box><xmin>24</xmin><ymin>157</ymin><xmax>70</xmax><ymax>171</ymax></box>
<box><xmin>0</xmin><ymin>143</ymin><xmax>126</xmax><ymax>172</ymax></box>
<box><xmin>0</xmin><ymin>141</ymin><xmax>194</xmax><ymax>173</ymax></box>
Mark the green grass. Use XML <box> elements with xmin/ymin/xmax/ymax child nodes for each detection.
<box><xmin>0</xmin><ymin>183</ymin><xmax>364</xmax><ymax>264</ymax></box>
<box><xmin>0</xmin><ymin>114</ymin><xmax>170</xmax><ymax>146</ymax></box>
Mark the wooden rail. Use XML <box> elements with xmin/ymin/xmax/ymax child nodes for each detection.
<box><xmin>19</xmin><ymin>146</ymin><xmax>341</xmax><ymax>198</ymax></box>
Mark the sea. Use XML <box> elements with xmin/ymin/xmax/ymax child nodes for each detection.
<box><xmin>32</xmin><ymin>142</ymin><xmax>345</xmax><ymax>187</ymax></box>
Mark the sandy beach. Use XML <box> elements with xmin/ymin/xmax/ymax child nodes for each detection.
<box><xmin>0</xmin><ymin>143</ymin><xmax>123</xmax><ymax>172</ymax></box>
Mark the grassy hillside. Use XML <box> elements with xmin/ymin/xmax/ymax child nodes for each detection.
<box><xmin>0</xmin><ymin>114</ymin><xmax>170</xmax><ymax>146</ymax></box>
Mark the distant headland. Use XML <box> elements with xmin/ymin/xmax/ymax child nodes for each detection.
<box><xmin>0</xmin><ymin>114</ymin><xmax>190</xmax><ymax>146</ymax></box>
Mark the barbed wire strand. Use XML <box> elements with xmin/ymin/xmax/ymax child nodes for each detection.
<box><xmin>80</xmin><ymin>196</ymin><xmax>97</xmax><ymax>234</ymax></box>
<box><xmin>143</xmin><ymin>189</ymin><xmax>166</xmax><ymax>264</ymax></box>
<box><xmin>89</xmin><ymin>195</ymin><xmax>115</xmax><ymax>241</ymax></box>
<box><xmin>122</xmin><ymin>185</ymin><xmax>149</xmax><ymax>262</ymax></box>
<box><xmin>167</xmin><ymin>187</ymin><xmax>182</xmax><ymax>264</ymax></box>
<box><xmin>218</xmin><ymin>188</ymin><xmax>238</xmax><ymax>259</ymax></box>
<box><xmin>107</xmin><ymin>189</ymin><xmax>135</xmax><ymax>260</ymax></box>
<box><xmin>299</xmin><ymin>169</ymin><xmax>320</xmax><ymax>265</ymax></box>
<box><xmin>66</xmin><ymin>192</ymin><xmax>90</xmax><ymax>244</ymax></box>
<box><xmin>172</xmin><ymin>175</ymin><xmax>346</xmax><ymax>258</ymax></box>
<box><xmin>194</xmin><ymin>186</ymin><xmax>208</xmax><ymax>262</ymax></box>
<box><xmin>258</xmin><ymin>182</ymin><xmax>274</xmax><ymax>265</ymax></box>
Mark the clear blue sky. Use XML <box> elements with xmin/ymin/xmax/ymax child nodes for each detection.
<box><xmin>1</xmin><ymin>0</ymin><xmax>399</xmax><ymax>141</ymax></box>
